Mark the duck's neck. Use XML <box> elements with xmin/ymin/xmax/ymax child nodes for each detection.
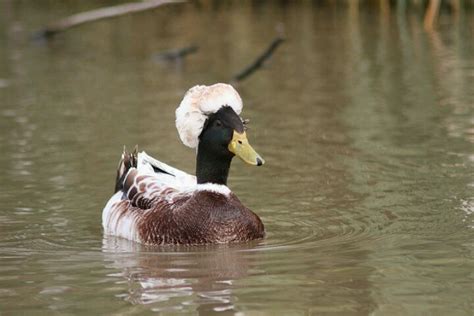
<box><xmin>196</xmin><ymin>147</ymin><xmax>232</xmax><ymax>185</ymax></box>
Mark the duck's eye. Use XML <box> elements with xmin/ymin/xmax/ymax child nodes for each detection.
<box><xmin>215</xmin><ymin>120</ymin><xmax>222</xmax><ymax>127</ymax></box>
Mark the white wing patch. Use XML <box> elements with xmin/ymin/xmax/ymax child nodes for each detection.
<box><xmin>102</xmin><ymin>191</ymin><xmax>141</xmax><ymax>242</ymax></box>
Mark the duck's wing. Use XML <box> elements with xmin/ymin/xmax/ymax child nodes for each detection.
<box><xmin>137</xmin><ymin>151</ymin><xmax>196</xmax><ymax>187</ymax></box>
<box><xmin>103</xmin><ymin>150</ymin><xmax>196</xmax><ymax>242</ymax></box>
<box><xmin>116</xmin><ymin>150</ymin><xmax>196</xmax><ymax>204</ymax></box>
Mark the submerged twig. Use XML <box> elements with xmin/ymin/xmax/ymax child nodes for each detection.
<box><xmin>153</xmin><ymin>45</ymin><xmax>199</xmax><ymax>62</ymax></box>
<box><xmin>34</xmin><ymin>0</ymin><xmax>184</xmax><ymax>39</ymax></box>
<box><xmin>424</xmin><ymin>0</ymin><xmax>441</xmax><ymax>31</ymax></box>
<box><xmin>232</xmin><ymin>36</ymin><xmax>285</xmax><ymax>83</ymax></box>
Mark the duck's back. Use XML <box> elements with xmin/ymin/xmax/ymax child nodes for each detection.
<box><xmin>139</xmin><ymin>190</ymin><xmax>263</xmax><ymax>244</ymax></box>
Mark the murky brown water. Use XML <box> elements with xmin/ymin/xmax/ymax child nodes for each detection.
<box><xmin>1</xmin><ymin>1</ymin><xmax>473</xmax><ymax>315</ymax></box>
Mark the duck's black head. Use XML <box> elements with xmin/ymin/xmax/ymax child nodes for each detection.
<box><xmin>196</xmin><ymin>106</ymin><xmax>264</xmax><ymax>185</ymax></box>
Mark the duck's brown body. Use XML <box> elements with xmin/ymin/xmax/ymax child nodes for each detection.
<box><xmin>126</xmin><ymin>191</ymin><xmax>263</xmax><ymax>245</ymax></box>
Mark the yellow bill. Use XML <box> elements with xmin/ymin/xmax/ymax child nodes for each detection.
<box><xmin>228</xmin><ymin>131</ymin><xmax>265</xmax><ymax>166</ymax></box>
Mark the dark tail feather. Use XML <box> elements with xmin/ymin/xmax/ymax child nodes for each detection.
<box><xmin>114</xmin><ymin>145</ymin><xmax>138</xmax><ymax>192</ymax></box>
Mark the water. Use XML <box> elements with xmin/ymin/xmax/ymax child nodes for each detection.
<box><xmin>1</xmin><ymin>1</ymin><xmax>473</xmax><ymax>315</ymax></box>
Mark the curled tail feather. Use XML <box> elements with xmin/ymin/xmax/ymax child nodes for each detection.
<box><xmin>114</xmin><ymin>145</ymin><xmax>138</xmax><ymax>192</ymax></box>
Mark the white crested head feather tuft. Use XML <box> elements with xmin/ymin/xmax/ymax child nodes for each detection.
<box><xmin>175</xmin><ymin>83</ymin><xmax>243</xmax><ymax>148</ymax></box>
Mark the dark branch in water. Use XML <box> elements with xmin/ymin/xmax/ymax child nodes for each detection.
<box><xmin>34</xmin><ymin>0</ymin><xmax>184</xmax><ymax>39</ymax></box>
<box><xmin>232</xmin><ymin>36</ymin><xmax>285</xmax><ymax>83</ymax></box>
<box><xmin>153</xmin><ymin>45</ymin><xmax>199</xmax><ymax>62</ymax></box>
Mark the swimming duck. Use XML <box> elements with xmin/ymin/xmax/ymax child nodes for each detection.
<box><xmin>102</xmin><ymin>83</ymin><xmax>265</xmax><ymax>245</ymax></box>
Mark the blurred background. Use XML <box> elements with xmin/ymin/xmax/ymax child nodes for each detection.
<box><xmin>0</xmin><ymin>1</ymin><xmax>473</xmax><ymax>315</ymax></box>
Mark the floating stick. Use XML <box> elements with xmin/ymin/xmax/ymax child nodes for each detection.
<box><xmin>232</xmin><ymin>36</ymin><xmax>285</xmax><ymax>83</ymax></box>
<box><xmin>35</xmin><ymin>0</ymin><xmax>184</xmax><ymax>39</ymax></box>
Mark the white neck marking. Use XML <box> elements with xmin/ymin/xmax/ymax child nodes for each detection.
<box><xmin>194</xmin><ymin>183</ymin><xmax>231</xmax><ymax>196</ymax></box>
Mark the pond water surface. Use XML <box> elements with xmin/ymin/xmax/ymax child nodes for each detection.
<box><xmin>0</xmin><ymin>1</ymin><xmax>473</xmax><ymax>315</ymax></box>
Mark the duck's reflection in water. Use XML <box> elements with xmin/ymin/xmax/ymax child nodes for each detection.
<box><xmin>102</xmin><ymin>237</ymin><xmax>262</xmax><ymax>314</ymax></box>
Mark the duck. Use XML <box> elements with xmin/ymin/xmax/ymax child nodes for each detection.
<box><xmin>102</xmin><ymin>83</ymin><xmax>265</xmax><ymax>245</ymax></box>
